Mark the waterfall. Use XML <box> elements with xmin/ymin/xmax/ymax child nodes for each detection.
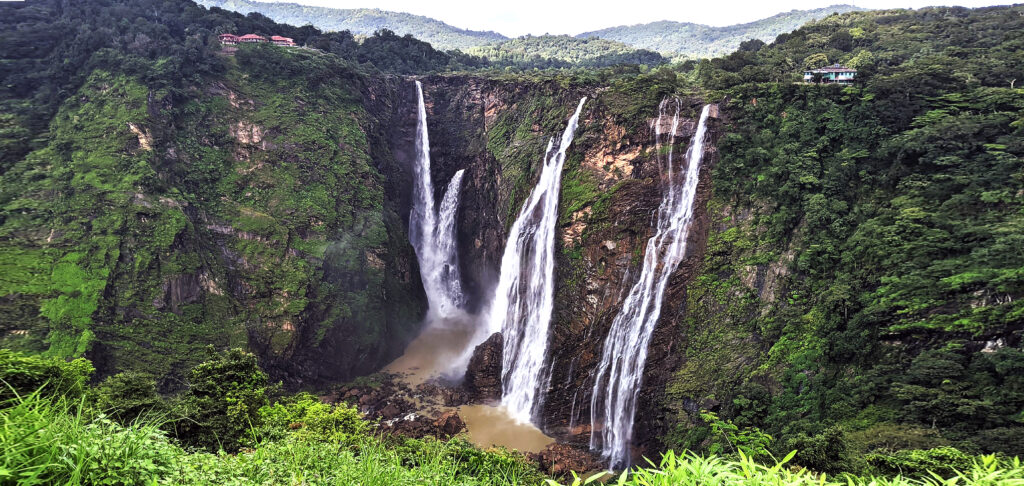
<box><xmin>409</xmin><ymin>80</ymin><xmax>465</xmax><ymax>320</ymax></box>
<box><xmin>487</xmin><ymin>97</ymin><xmax>587</xmax><ymax>424</ymax></box>
<box><xmin>436</xmin><ymin>169</ymin><xmax>466</xmax><ymax>306</ymax></box>
<box><xmin>590</xmin><ymin>101</ymin><xmax>711</xmax><ymax>469</ymax></box>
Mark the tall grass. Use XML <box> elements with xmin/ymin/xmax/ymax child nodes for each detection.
<box><xmin>0</xmin><ymin>389</ymin><xmax>540</xmax><ymax>485</ymax></box>
<box><xmin>550</xmin><ymin>451</ymin><xmax>1024</xmax><ymax>486</ymax></box>
<box><xmin>4</xmin><ymin>387</ymin><xmax>1021</xmax><ymax>485</ymax></box>
<box><xmin>0</xmin><ymin>390</ymin><xmax>178</xmax><ymax>485</ymax></box>
<box><xmin>167</xmin><ymin>437</ymin><xmax>540</xmax><ymax>485</ymax></box>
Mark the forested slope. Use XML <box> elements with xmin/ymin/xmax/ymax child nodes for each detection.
<box><xmin>196</xmin><ymin>0</ymin><xmax>507</xmax><ymax>50</ymax></box>
<box><xmin>466</xmin><ymin>35</ymin><xmax>667</xmax><ymax>69</ymax></box>
<box><xmin>578</xmin><ymin>5</ymin><xmax>864</xmax><ymax>58</ymax></box>
<box><xmin>657</xmin><ymin>4</ymin><xmax>1024</xmax><ymax>467</ymax></box>
<box><xmin>0</xmin><ymin>0</ymin><xmax>452</xmax><ymax>387</ymax></box>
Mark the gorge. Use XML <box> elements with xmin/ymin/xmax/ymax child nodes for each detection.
<box><xmin>1</xmin><ymin>0</ymin><xmax>1023</xmax><ymax>482</ymax></box>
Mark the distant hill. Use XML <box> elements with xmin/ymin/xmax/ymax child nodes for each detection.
<box><xmin>578</xmin><ymin>5</ymin><xmax>866</xmax><ymax>58</ymax></box>
<box><xmin>195</xmin><ymin>0</ymin><xmax>507</xmax><ymax>50</ymax></box>
<box><xmin>198</xmin><ymin>0</ymin><xmax>864</xmax><ymax>61</ymax></box>
<box><xmin>466</xmin><ymin>35</ymin><xmax>666</xmax><ymax>69</ymax></box>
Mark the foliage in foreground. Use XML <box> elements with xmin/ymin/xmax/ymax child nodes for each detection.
<box><xmin>551</xmin><ymin>451</ymin><xmax>1024</xmax><ymax>486</ymax></box>
<box><xmin>2</xmin><ymin>350</ymin><xmax>1023</xmax><ymax>485</ymax></box>
<box><xmin>0</xmin><ymin>349</ymin><xmax>545</xmax><ymax>485</ymax></box>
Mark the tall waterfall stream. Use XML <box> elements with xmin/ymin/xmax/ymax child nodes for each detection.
<box><xmin>387</xmin><ymin>85</ymin><xmax>589</xmax><ymax>454</ymax></box>
<box><xmin>589</xmin><ymin>101</ymin><xmax>712</xmax><ymax>468</ymax></box>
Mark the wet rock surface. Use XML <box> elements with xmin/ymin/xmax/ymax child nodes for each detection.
<box><xmin>541</xmin><ymin>101</ymin><xmax>725</xmax><ymax>460</ymax></box>
<box><xmin>330</xmin><ymin>372</ymin><xmax>469</xmax><ymax>440</ymax></box>
<box><xmin>531</xmin><ymin>443</ymin><xmax>604</xmax><ymax>477</ymax></box>
<box><xmin>464</xmin><ymin>332</ymin><xmax>504</xmax><ymax>403</ymax></box>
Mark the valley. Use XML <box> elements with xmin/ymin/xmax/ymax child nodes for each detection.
<box><xmin>0</xmin><ymin>0</ymin><xmax>1022</xmax><ymax>484</ymax></box>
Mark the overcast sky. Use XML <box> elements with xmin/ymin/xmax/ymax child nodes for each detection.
<box><xmin>274</xmin><ymin>0</ymin><xmax>1008</xmax><ymax>36</ymax></box>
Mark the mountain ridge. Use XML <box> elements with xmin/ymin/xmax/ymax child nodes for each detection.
<box><xmin>196</xmin><ymin>0</ymin><xmax>507</xmax><ymax>50</ymax></box>
<box><xmin>197</xmin><ymin>0</ymin><xmax>866</xmax><ymax>59</ymax></box>
<box><xmin>577</xmin><ymin>5</ymin><xmax>866</xmax><ymax>57</ymax></box>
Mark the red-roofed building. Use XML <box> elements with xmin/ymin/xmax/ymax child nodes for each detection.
<box><xmin>239</xmin><ymin>34</ymin><xmax>267</xmax><ymax>43</ymax></box>
<box><xmin>219</xmin><ymin>33</ymin><xmax>239</xmax><ymax>45</ymax></box>
<box><xmin>271</xmin><ymin>35</ymin><xmax>297</xmax><ymax>47</ymax></box>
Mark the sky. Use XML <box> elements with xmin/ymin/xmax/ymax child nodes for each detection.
<box><xmin>275</xmin><ymin>0</ymin><xmax>1008</xmax><ymax>36</ymax></box>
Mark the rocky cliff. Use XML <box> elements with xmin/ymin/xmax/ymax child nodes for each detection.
<box><xmin>0</xmin><ymin>48</ymin><xmax>427</xmax><ymax>388</ymax></box>
<box><xmin>401</xmin><ymin>74</ymin><xmax>722</xmax><ymax>460</ymax></box>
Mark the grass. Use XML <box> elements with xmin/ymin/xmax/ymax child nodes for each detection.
<box><xmin>0</xmin><ymin>390</ymin><xmax>178</xmax><ymax>485</ymax></box>
<box><xmin>0</xmin><ymin>389</ymin><xmax>543</xmax><ymax>486</ymax></box>
<box><xmin>549</xmin><ymin>451</ymin><xmax>1024</xmax><ymax>486</ymax></box>
<box><xmin>1</xmin><ymin>373</ymin><xmax>1020</xmax><ymax>486</ymax></box>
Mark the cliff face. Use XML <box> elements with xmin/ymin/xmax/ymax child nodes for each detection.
<box><xmin>0</xmin><ymin>48</ymin><xmax>719</xmax><ymax>455</ymax></box>
<box><xmin>400</xmin><ymin>76</ymin><xmax>722</xmax><ymax>458</ymax></box>
<box><xmin>0</xmin><ymin>50</ymin><xmax>427</xmax><ymax>389</ymax></box>
<box><xmin>540</xmin><ymin>102</ymin><xmax>723</xmax><ymax>458</ymax></box>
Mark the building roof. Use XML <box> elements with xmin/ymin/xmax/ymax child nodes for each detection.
<box><xmin>239</xmin><ymin>34</ymin><xmax>266</xmax><ymax>40</ymax></box>
<box><xmin>219</xmin><ymin>33</ymin><xmax>239</xmax><ymax>38</ymax></box>
<box><xmin>270</xmin><ymin>36</ymin><xmax>293</xmax><ymax>42</ymax></box>
<box><xmin>807</xmin><ymin>63</ymin><xmax>857</xmax><ymax>73</ymax></box>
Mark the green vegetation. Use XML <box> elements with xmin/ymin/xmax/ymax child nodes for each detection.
<box><xmin>663</xmin><ymin>3</ymin><xmax>1024</xmax><ymax>474</ymax></box>
<box><xmin>196</xmin><ymin>0</ymin><xmax>507</xmax><ymax>51</ymax></box>
<box><xmin>578</xmin><ymin>5</ymin><xmax>864</xmax><ymax>59</ymax></box>
<box><xmin>0</xmin><ymin>350</ymin><xmax>546</xmax><ymax>485</ymax></box>
<box><xmin>2</xmin><ymin>0</ymin><xmax>1024</xmax><ymax>482</ymax></box>
<box><xmin>0</xmin><ymin>0</ymin><xmax>424</xmax><ymax>385</ymax></box>
<box><xmin>4</xmin><ymin>351</ymin><xmax>1022</xmax><ymax>486</ymax></box>
<box><xmin>467</xmin><ymin>36</ymin><xmax>666</xmax><ymax>70</ymax></box>
<box><xmin>550</xmin><ymin>451</ymin><xmax>1024</xmax><ymax>486</ymax></box>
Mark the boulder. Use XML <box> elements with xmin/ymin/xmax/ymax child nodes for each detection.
<box><xmin>536</xmin><ymin>443</ymin><xmax>604</xmax><ymax>477</ymax></box>
<box><xmin>464</xmin><ymin>332</ymin><xmax>503</xmax><ymax>402</ymax></box>
<box><xmin>433</xmin><ymin>410</ymin><xmax>466</xmax><ymax>438</ymax></box>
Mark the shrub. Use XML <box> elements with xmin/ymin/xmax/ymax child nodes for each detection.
<box><xmin>387</xmin><ymin>436</ymin><xmax>546</xmax><ymax>485</ymax></box>
<box><xmin>0</xmin><ymin>350</ymin><xmax>93</xmax><ymax>402</ymax></box>
<box><xmin>256</xmin><ymin>392</ymin><xmax>368</xmax><ymax>444</ymax></box>
<box><xmin>847</xmin><ymin>423</ymin><xmax>950</xmax><ymax>453</ymax></box>
<box><xmin>867</xmin><ymin>446</ymin><xmax>975</xmax><ymax>478</ymax></box>
<box><xmin>171</xmin><ymin>348</ymin><xmax>269</xmax><ymax>452</ymax></box>
<box><xmin>700</xmin><ymin>411</ymin><xmax>774</xmax><ymax>461</ymax></box>
<box><xmin>92</xmin><ymin>371</ymin><xmax>166</xmax><ymax>425</ymax></box>
<box><xmin>784</xmin><ymin>425</ymin><xmax>863</xmax><ymax>474</ymax></box>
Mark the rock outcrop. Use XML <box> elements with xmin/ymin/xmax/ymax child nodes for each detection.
<box><xmin>532</xmin><ymin>443</ymin><xmax>604</xmax><ymax>477</ymax></box>
<box><xmin>464</xmin><ymin>332</ymin><xmax>504</xmax><ymax>403</ymax></box>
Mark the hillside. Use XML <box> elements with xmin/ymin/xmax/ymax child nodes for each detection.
<box><xmin>195</xmin><ymin>0</ymin><xmax>506</xmax><ymax>50</ymax></box>
<box><xmin>198</xmin><ymin>0</ymin><xmax>863</xmax><ymax>60</ymax></box>
<box><xmin>578</xmin><ymin>5</ymin><xmax>865</xmax><ymax>58</ymax></box>
<box><xmin>1</xmin><ymin>0</ymin><xmax>1023</xmax><ymax>482</ymax></box>
<box><xmin>466</xmin><ymin>35</ymin><xmax>667</xmax><ymax>69</ymax></box>
<box><xmin>658</xmin><ymin>3</ymin><xmax>1024</xmax><ymax>467</ymax></box>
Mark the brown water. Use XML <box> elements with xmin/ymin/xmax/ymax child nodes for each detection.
<box><xmin>383</xmin><ymin>314</ymin><xmax>477</xmax><ymax>385</ymax></box>
<box><xmin>458</xmin><ymin>404</ymin><xmax>554</xmax><ymax>453</ymax></box>
<box><xmin>384</xmin><ymin>314</ymin><xmax>554</xmax><ymax>453</ymax></box>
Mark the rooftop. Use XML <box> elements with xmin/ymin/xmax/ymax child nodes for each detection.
<box><xmin>807</xmin><ymin>63</ymin><xmax>857</xmax><ymax>73</ymax></box>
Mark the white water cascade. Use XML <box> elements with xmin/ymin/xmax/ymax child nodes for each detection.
<box><xmin>409</xmin><ymin>80</ymin><xmax>466</xmax><ymax>320</ymax></box>
<box><xmin>486</xmin><ymin>97</ymin><xmax>587</xmax><ymax>424</ymax></box>
<box><xmin>590</xmin><ymin>101</ymin><xmax>712</xmax><ymax>468</ymax></box>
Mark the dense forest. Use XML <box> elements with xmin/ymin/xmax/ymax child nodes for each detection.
<box><xmin>466</xmin><ymin>35</ymin><xmax>667</xmax><ymax>69</ymax></box>
<box><xmin>0</xmin><ymin>0</ymin><xmax>1022</xmax><ymax>484</ymax></box>
<box><xmin>578</xmin><ymin>5</ymin><xmax>864</xmax><ymax>58</ymax></box>
<box><xmin>665</xmin><ymin>3</ymin><xmax>1024</xmax><ymax>468</ymax></box>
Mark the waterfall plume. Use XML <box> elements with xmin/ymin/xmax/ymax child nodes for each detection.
<box><xmin>409</xmin><ymin>80</ymin><xmax>465</xmax><ymax>320</ymax></box>
<box><xmin>486</xmin><ymin>97</ymin><xmax>587</xmax><ymax>424</ymax></box>
<box><xmin>590</xmin><ymin>101</ymin><xmax>711</xmax><ymax>469</ymax></box>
